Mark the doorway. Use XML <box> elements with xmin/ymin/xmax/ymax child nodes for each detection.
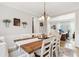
<box><xmin>48</xmin><ymin>13</ymin><xmax>76</xmax><ymax>57</ymax></box>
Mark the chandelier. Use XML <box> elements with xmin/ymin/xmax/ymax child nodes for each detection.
<box><xmin>39</xmin><ymin>2</ymin><xmax>50</xmax><ymax>21</ymax></box>
<box><xmin>39</xmin><ymin>2</ymin><xmax>50</xmax><ymax>34</ymax></box>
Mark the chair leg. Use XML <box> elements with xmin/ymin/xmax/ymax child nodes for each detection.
<box><xmin>55</xmin><ymin>48</ymin><xmax>58</xmax><ymax>57</ymax></box>
<box><xmin>55</xmin><ymin>45</ymin><xmax>60</xmax><ymax>57</ymax></box>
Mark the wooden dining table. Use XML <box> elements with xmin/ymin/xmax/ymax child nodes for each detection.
<box><xmin>20</xmin><ymin>40</ymin><xmax>42</xmax><ymax>54</ymax></box>
<box><xmin>20</xmin><ymin>36</ymin><xmax>54</xmax><ymax>57</ymax></box>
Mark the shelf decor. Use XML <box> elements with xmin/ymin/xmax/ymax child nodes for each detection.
<box><xmin>3</xmin><ymin>19</ymin><xmax>11</xmax><ymax>27</ymax></box>
<box><xmin>22</xmin><ymin>22</ymin><xmax>27</xmax><ymax>28</ymax></box>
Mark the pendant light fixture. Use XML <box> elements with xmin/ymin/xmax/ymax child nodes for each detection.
<box><xmin>39</xmin><ymin>2</ymin><xmax>50</xmax><ymax>35</ymax></box>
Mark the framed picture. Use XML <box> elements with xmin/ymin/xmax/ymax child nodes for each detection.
<box><xmin>40</xmin><ymin>22</ymin><xmax>43</xmax><ymax>26</ymax></box>
<box><xmin>13</xmin><ymin>18</ymin><xmax>20</xmax><ymax>26</ymax></box>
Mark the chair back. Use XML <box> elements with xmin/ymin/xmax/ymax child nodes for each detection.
<box><xmin>51</xmin><ymin>36</ymin><xmax>58</xmax><ymax>57</ymax></box>
<box><xmin>41</xmin><ymin>38</ymin><xmax>51</xmax><ymax>57</ymax></box>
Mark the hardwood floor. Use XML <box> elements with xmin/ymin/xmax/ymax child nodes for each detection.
<box><xmin>75</xmin><ymin>47</ymin><xmax>79</xmax><ymax>57</ymax></box>
<box><xmin>60</xmin><ymin>39</ymin><xmax>79</xmax><ymax>57</ymax></box>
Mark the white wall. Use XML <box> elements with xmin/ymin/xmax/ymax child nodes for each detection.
<box><xmin>0</xmin><ymin>5</ymin><xmax>32</xmax><ymax>48</ymax></box>
<box><xmin>34</xmin><ymin>17</ymin><xmax>39</xmax><ymax>34</ymax></box>
<box><xmin>48</xmin><ymin>13</ymin><xmax>75</xmax><ymax>32</ymax></box>
<box><xmin>75</xmin><ymin>11</ymin><xmax>79</xmax><ymax>47</ymax></box>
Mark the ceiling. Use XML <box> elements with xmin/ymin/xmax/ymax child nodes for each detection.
<box><xmin>1</xmin><ymin>2</ymin><xmax>79</xmax><ymax>17</ymax></box>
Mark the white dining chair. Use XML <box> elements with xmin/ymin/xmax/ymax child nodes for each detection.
<box><xmin>51</xmin><ymin>36</ymin><xmax>58</xmax><ymax>57</ymax></box>
<box><xmin>34</xmin><ymin>38</ymin><xmax>51</xmax><ymax>57</ymax></box>
<box><xmin>57</xmin><ymin>35</ymin><xmax>61</xmax><ymax>56</ymax></box>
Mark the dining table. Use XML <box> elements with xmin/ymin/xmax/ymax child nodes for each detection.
<box><xmin>19</xmin><ymin>35</ymin><xmax>57</xmax><ymax>57</ymax></box>
<box><xmin>20</xmin><ymin>37</ymin><xmax>51</xmax><ymax>57</ymax></box>
<box><xmin>20</xmin><ymin>40</ymin><xmax>42</xmax><ymax>54</ymax></box>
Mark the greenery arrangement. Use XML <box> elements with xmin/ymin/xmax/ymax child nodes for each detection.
<box><xmin>3</xmin><ymin>19</ymin><xmax>11</xmax><ymax>23</ymax></box>
<box><xmin>3</xmin><ymin>19</ymin><xmax>11</xmax><ymax>27</ymax></box>
<box><xmin>22</xmin><ymin>22</ymin><xmax>27</xmax><ymax>28</ymax></box>
<box><xmin>22</xmin><ymin>22</ymin><xmax>27</xmax><ymax>25</ymax></box>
